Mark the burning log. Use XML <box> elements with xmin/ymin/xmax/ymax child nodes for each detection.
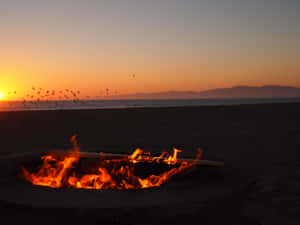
<box><xmin>18</xmin><ymin>135</ymin><xmax>224</xmax><ymax>190</ymax></box>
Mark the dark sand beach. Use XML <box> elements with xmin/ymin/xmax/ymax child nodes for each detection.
<box><xmin>0</xmin><ymin>102</ymin><xmax>300</xmax><ymax>225</ymax></box>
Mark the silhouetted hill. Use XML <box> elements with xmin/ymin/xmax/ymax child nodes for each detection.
<box><xmin>108</xmin><ymin>85</ymin><xmax>300</xmax><ymax>99</ymax></box>
<box><xmin>197</xmin><ymin>85</ymin><xmax>300</xmax><ymax>98</ymax></box>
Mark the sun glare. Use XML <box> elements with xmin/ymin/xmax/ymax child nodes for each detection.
<box><xmin>0</xmin><ymin>93</ymin><xmax>3</xmax><ymax>100</ymax></box>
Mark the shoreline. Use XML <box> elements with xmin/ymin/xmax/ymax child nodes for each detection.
<box><xmin>0</xmin><ymin>97</ymin><xmax>300</xmax><ymax>113</ymax></box>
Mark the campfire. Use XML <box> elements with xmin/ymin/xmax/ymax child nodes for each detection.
<box><xmin>19</xmin><ymin>135</ymin><xmax>203</xmax><ymax>190</ymax></box>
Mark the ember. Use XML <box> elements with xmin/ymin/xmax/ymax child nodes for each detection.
<box><xmin>19</xmin><ymin>135</ymin><xmax>202</xmax><ymax>189</ymax></box>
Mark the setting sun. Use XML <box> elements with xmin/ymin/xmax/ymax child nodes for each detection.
<box><xmin>0</xmin><ymin>93</ymin><xmax>3</xmax><ymax>100</ymax></box>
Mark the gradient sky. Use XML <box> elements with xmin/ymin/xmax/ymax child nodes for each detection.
<box><xmin>0</xmin><ymin>0</ymin><xmax>300</xmax><ymax>100</ymax></box>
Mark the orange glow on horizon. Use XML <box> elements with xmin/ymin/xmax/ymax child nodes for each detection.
<box><xmin>1</xmin><ymin>59</ymin><xmax>300</xmax><ymax>101</ymax></box>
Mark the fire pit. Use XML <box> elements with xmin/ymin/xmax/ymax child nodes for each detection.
<box><xmin>0</xmin><ymin>135</ymin><xmax>227</xmax><ymax>210</ymax></box>
<box><xmin>0</xmin><ymin>136</ymin><xmax>258</xmax><ymax>225</ymax></box>
<box><xmin>18</xmin><ymin>136</ymin><xmax>211</xmax><ymax>190</ymax></box>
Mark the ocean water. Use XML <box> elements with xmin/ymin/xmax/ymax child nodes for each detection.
<box><xmin>0</xmin><ymin>98</ymin><xmax>300</xmax><ymax>112</ymax></box>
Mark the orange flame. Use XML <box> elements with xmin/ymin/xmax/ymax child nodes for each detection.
<box><xmin>20</xmin><ymin>136</ymin><xmax>202</xmax><ymax>189</ymax></box>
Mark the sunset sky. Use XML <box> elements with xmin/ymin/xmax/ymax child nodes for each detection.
<box><xmin>0</xmin><ymin>0</ymin><xmax>300</xmax><ymax>100</ymax></box>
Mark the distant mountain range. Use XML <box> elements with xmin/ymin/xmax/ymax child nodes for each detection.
<box><xmin>107</xmin><ymin>85</ymin><xmax>300</xmax><ymax>99</ymax></box>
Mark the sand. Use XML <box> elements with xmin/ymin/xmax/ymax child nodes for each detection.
<box><xmin>0</xmin><ymin>102</ymin><xmax>300</xmax><ymax>224</ymax></box>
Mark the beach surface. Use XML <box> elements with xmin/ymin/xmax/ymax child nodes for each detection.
<box><xmin>0</xmin><ymin>103</ymin><xmax>300</xmax><ymax>224</ymax></box>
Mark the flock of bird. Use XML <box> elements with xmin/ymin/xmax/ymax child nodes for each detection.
<box><xmin>1</xmin><ymin>87</ymin><xmax>92</xmax><ymax>108</ymax></box>
<box><xmin>3</xmin><ymin>86</ymin><xmax>125</xmax><ymax>110</ymax></box>
<box><xmin>2</xmin><ymin>87</ymin><xmax>81</xmax><ymax>109</ymax></box>
<box><xmin>1</xmin><ymin>74</ymin><xmax>136</xmax><ymax>110</ymax></box>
